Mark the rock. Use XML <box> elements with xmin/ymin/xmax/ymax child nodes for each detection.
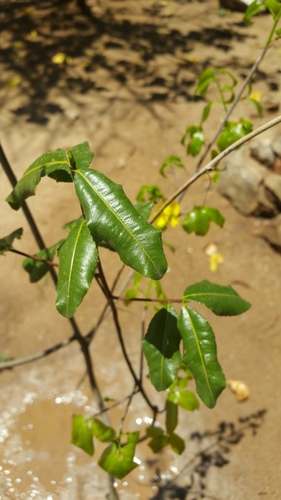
<box><xmin>217</xmin><ymin>148</ymin><xmax>269</xmax><ymax>215</ymax></box>
<box><xmin>264</xmin><ymin>173</ymin><xmax>281</xmax><ymax>206</ymax></box>
<box><xmin>250</xmin><ymin>141</ymin><xmax>275</xmax><ymax>168</ymax></box>
<box><xmin>272</xmin><ymin>136</ymin><xmax>281</xmax><ymax>157</ymax></box>
<box><xmin>253</xmin><ymin>214</ymin><xmax>281</xmax><ymax>250</ymax></box>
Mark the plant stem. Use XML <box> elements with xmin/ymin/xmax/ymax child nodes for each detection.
<box><xmin>8</xmin><ymin>248</ymin><xmax>59</xmax><ymax>267</ymax></box>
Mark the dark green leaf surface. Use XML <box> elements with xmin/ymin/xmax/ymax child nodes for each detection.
<box><xmin>23</xmin><ymin>239</ymin><xmax>64</xmax><ymax>283</ymax></box>
<box><xmin>165</xmin><ymin>400</ymin><xmax>178</xmax><ymax>434</ymax></box>
<box><xmin>146</xmin><ymin>426</ymin><xmax>169</xmax><ymax>453</ymax></box>
<box><xmin>56</xmin><ymin>219</ymin><xmax>98</xmax><ymax>318</ymax></box>
<box><xmin>69</xmin><ymin>142</ymin><xmax>94</xmax><ymax>170</ymax></box>
<box><xmin>169</xmin><ymin>432</ymin><xmax>185</xmax><ymax>455</ymax></box>
<box><xmin>6</xmin><ymin>149</ymin><xmax>71</xmax><ymax>210</ymax></box>
<box><xmin>134</xmin><ymin>201</ymin><xmax>154</xmax><ymax>220</ymax></box>
<box><xmin>183</xmin><ymin>280</ymin><xmax>251</xmax><ymax>316</ymax></box>
<box><xmin>90</xmin><ymin>418</ymin><xmax>116</xmax><ymax>442</ymax></box>
<box><xmin>74</xmin><ymin>169</ymin><xmax>167</xmax><ymax>279</ymax></box>
<box><xmin>71</xmin><ymin>415</ymin><xmax>94</xmax><ymax>456</ymax></box>
<box><xmin>98</xmin><ymin>432</ymin><xmax>139</xmax><ymax>479</ymax></box>
<box><xmin>217</xmin><ymin>120</ymin><xmax>253</xmax><ymax>152</ymax></box>
<box><xmin>0</xmin><ymin>228</ymin><xmax>23</xmax><ymax>253</ymax></box>
<box><xmin>142</xmin><ymin>307</ymin><xmax>181</xmax><ymax>391</ymax></box>
<box><xmin>178</xmin><ymin>306</ymin><xmax>226</xmax><ymax>408</ymax></box>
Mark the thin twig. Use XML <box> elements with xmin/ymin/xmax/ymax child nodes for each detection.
<box><xmin>150</xmin><ymin>115</ymin><xmax>281</xmax><ymax>223</ymax></box>
<box><xmin>8</xmin><ymin>248</ymin><xmax>59</xmax><ymax>267</ymax></box>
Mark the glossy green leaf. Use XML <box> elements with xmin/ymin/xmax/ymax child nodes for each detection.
<box><xmin>71</xmin><ymin>415</ymin><xmax>94</xmax><ymax>456</ymax></box>
<box><xmin>23</xmin><ymin>239</ymin><xmax>64</xmax><ymax>283</ymax></box>
<box><xmin>169</xmin><ymin>432</ymin><xmax>185</xmax><ymax>455</ymax></box>
<box><xmin>168</xmin><ymin>389</ymin><xmax>199</xmax><ymax>411</ymax></box>
<box><xmin>183</xmin><ymin>279</ymin><xmax>251</xmax><ymax>316</ymax></box>
<box><xmin>134</xmin><ymin>201</ymin><xmax>154</xmax><ymax>220</ymax></box>
<box><xmin>146</xmin><ymin>426</ymin><xmax>169</xmax><ymax>453</ymax></box>
<box><xmin>142</xmin><ymin>306</ymin><xmax>181</xmax><ymax>391</ymax></box>
<box><xmin>74</xmin><ymin>169</ymin><xmax>167</xmax><ymax>280</ymax></box>
<box><xmin>160</xmin><ymin>156</ymin><xmax>185</xmax><ymax>178</ymax></box>
<box><xmin>244</xmin><ymin>0</ymin><xmax>265</xmax><ymax>24</ymax></box>
<box><xmin>264</xmin><ymin>0</ymin><xmax>281</xmax><ymax>19</ymax></box>
<box><xmin>69</xmin><ymin>142</ymin><xmax>94</xmax><ymax>170</ymax></box>
<box><xmin>6</xmin><ymin>149</ymin><xmax>72</xmax><ymax>210</ymax></box>
<box><xmin>182</xmin><ymin>206</ymin><xmax>224</xmax><ymax>236</ymax></box>
<box><xmin>217</xmin><ymin>119</ymin><xmax>253</xmax><ymax>152</ymax></box>
<box><xmin>56</xmin><ymin>219</ymin><xmax>98</xmax><ymax>318</ymax></box>
<box><xmin>165</xmin><ymin>400</ymin><xmax>178</xmax><ymax>434</ymax></box>
<box><xmin>178</xmin><ymin>306</ymin><xmax>226</xmax><ymax>408</ymax></box>
<box><xmin>187</xmin><ymin>130</ymin><xmax>204</xmax><ymax>157</ymax></box>
<box><xmin>62</xmin><ymin>217</ymin><xmax>84</xmax><ymax>233</ymax></box>
<box><xmin>98</xmin><ymin>432</ymin><xmax>140</xmax><ymax>480</ymax></box>
<box><xmin>0</xmin><ymin>228</ymin><xmax>23</xmax><ymax>253</ymax></box>
<box><xmin>89</xmin><ymin>418</ymin><xmax>116</xmax><ymax>442</ymax></box>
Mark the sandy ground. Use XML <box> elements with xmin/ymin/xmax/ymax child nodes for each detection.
<box><xmin>1</xmin><ymin>1</ymin><xmax>281</xmax><ymax>499</ymax></box>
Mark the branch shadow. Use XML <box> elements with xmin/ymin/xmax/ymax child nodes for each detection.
<box><xmin>0</xmin><ymin>0</ymin><xmax>255</xmax><ymax>124</ymax></box>
<box><xmin>149</xmin><ymin>409</ymin><xmax>267</xmax><ymax>500</ymax></box>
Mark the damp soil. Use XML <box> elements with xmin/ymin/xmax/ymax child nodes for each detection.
<box><xmin>1</xmin><ymin>1</ymin><xmax>281</xmax><ymax>499</ymax></box>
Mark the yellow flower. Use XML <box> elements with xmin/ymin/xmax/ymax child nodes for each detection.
<box><xmin>155</xmin><ymin>202</ymin><xmax>180</xmax><ymax>230</ymax></box>
<box><xmin>209</xmin><ymin>252</ymin><xmax>224</xmax><ymax>272</ymax></box>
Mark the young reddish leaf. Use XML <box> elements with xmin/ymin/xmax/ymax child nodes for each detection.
<box><xmin>71</xmin><ymin>415</ymin><xmax>94</xmax><ymax>456</ymax></box>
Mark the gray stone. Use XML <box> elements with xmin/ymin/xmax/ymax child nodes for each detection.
<box><xmin>217</xmin><ymin>148</ymin><xmax>268</xmax><ymax>215</ymax></box>
<box><xmin>250</xmin><ymin>141</ymin><xmax>275</xmax><ymax>168</ymax></box>
<box><xmin>264</xmin><ymin>173</ymin><xmax>281</xmax><ymax>205</ymax></box>
<box><xmin>272</xmin><ymin>136</ymin><xmax>281</xmax><ymax>157</ymax></box>
<box><xmin>253</xmin><ymin>214</ymin><xmax>281</xmax><ymax>250</ymax></box>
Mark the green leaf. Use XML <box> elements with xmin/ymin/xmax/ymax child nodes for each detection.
<box><xmin>146</xmin><ymin>426</ymin><xmax>169</xmax><ymax>453</ymax></box>
<box><xmin>6</xmin><ymin>149</ymin><xmax>72</xmax><ymax>210</ymax></box>
<box><xmin>182</xmin><ymin>206</ymin><xmax>225</xmax><ymax>236</ymax></box>
<box><xmin>160</xmin><ymin>156</ymin><xmax>185</xmax><ymax>178</ymax></box>
<box><xmin>136</xmin><ymin>184</ymin><xmax>164</xmax><ymax>204</ymax></box>
<box><xmin>134</xmin><ymin>201</ymin><xmax>154</xmax><ymax>220</ymax></box>
<box><xmin>56</xmin><ymin>219</ymin><xmax>98</xmax><ymax>318</ymax></box>
<box><xmin>178</xmin><ymin>306</ymin><xmax>226</xmax><ymax>408</ymax></box>
<box><xmin>71</xmin><ymin>415</ymin><xmax>94</xmax><ymax>456</ymax></box>
<box><xmin>168</xmin><ymin>432</ymin><xmax>185</xmax><ymax>455</ymax></box>
<box><xmin>74</xmin><ymin>169</ymin><xmax>167</xmax><ymax>280</ymax></box>
<box><xmin>142</xmin><ymin>306</ymin><xmax>181</xmax><ymax>391</ymax></box>
<box><xmin>168</xmin><ymin>390</ymin><xmax>199</xmax><ymax>411</ymax></box>
<box><xmin>276</xmin><ymin>27</ymin><xmax>281</xmax><ymax>35</ymax></box>
<box><xmin>98</xmin><ymin>433</ymin><xmax>140</xmax><ymax>479</ymax></box>
<box><xmin>244</xmin><ymin>0</ymin><xmax>265</xmax><ymax>24</ymax></box>
<box><xmin>62</xmin><ymin>216</ymin><xmax>84</xmax><ymax>233</ymax></box>
<box><xmin>0</xmin><ymin>228</ymin><xmax>23</xmax><ymax>253</ymax></box>
<box><xmin>69</xmin><ymin>142</ymin><xmax>94</xmax><ymax>170</ymax></box>
<box><xmin>183</xmin><ymin>279</ymin><xmax>251</xmax><ymax>316</ymax></box>
<box><xmin>165</xmin><ymin>400</ymin><xmax>178</xmax><ymax>434</ymax></box>
<box><xmin>264</xmin><ymin>0</ymin><xmax>281</xmax><ymax>19</ymax></box>
<box><xmin>23</xmin><ymin>239</ymin><xmax>64</xmax><ymax>283</ymax></box>
<box><xmin>248</xmin><ymin>97</ymin><xmax>263</xmax><ymax>116</ymax></box>
<box><xmin>89</xmin><ymin>418</ymin><xmax>116</xmax><ymax>442</ymax></box>
<box><xmin>200</xmin><ymin>101</ymin><xmax>214</xmax><ymax>125</ymax></box>
<box><xmin>187</xmin><ymin>130</ymin><xmax>204</xmax><ymax>157</ymax></box>
<box><xmin>217</xmin><ymin>68</ymin><xmax>237</xmax><ymax>86</ymax></box>
<box><xmin>195</xmin><ymin>69</ymin><xmax>215</xmax><ymax>97</ymax></box>
<box><xmin>217</xmin><ymin>119</ymin><xmax>253</xmax><ymax>152</ymax></box>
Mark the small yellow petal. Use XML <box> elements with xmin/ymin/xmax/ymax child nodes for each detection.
<box><xmin>5</xmin><ymin>76</ymin><xmax>21</xmax><ymax>87</ymax></box>
<box><xmin>250</xmin><ymin>91</ymin><xmax>262</xmax><ymax>102</ymax></box>
<box><xmin>52</xmin><ymin>52</ymin><xmax>66</xmax><ymax>64</ymax></box>
<box><xmin>209</xmin><ymin>253</ymin><xmax>224</xmax><ymax>272</ymax></box>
